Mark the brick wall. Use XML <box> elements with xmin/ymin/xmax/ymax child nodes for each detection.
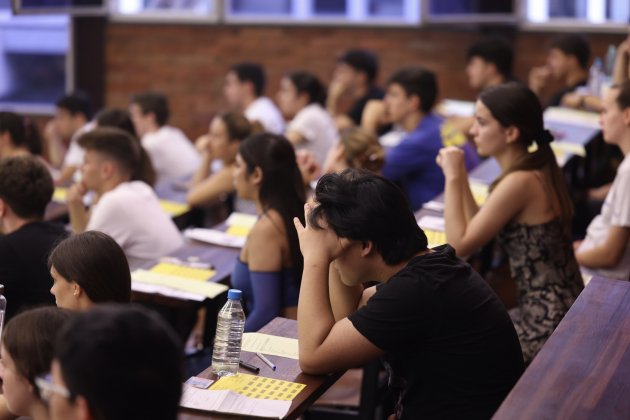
<box><xmin>104</xmin><ymin>23</ymin><xmax>624</xmax><ymax>140</ymax></box>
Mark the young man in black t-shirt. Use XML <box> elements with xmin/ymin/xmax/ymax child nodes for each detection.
<box><xmin>294</xmin><ymin>170</ymin><xmax>524</xmax><ymax>420</ymax></box>
<box><xmin>0</xmin><ymin>157</ymin><xmax>67</xmax><ymax>321</ymax></box>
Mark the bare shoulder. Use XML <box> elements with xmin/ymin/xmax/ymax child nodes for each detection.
<box><xmin>250</xmin><ymin>209</ymin><xmax>286</xmax><ymax>239</ymax></box>
<box><xmin>246</xmin><ymin>209</ymin><xmax>286</xmax><ymax>271</ymax></box>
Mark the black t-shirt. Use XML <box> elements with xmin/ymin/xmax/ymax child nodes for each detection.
<box><xmin>347</xmin><ymin>85</ymin><xmax>385</xmax><ymax>125</ymax></box>
<box><xmin>348</xmin><ymin>245</ymin><xmax>524</xmax><ymax>420</ymax></box>
<box><xmin>0</xmin><ymin>221</ymin><xmax>68</xmax><ymax>321</ymax></box>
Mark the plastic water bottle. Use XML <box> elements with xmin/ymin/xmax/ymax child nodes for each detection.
<box><xmin>0</xmin><ymin>285</ymin><xmax>7</xmax><ymax>339</ymax></box>
<box><xmin>212</xmin><ymin>289</ymin><xmax>245</xmax><ymax>377</ymax></box>
<box><xmin>588</xmin><ymin>57</ymin><xmax>604</xmax><ymax>97</ymax></box>
<box><xmin>605</xmin><ymin>45</ymin><xmax>617</xmax><ymax>77</ymax></box>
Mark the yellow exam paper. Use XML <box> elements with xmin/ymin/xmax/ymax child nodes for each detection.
<box><xmin>225</xmin><ymin>212</ymin><xmax>257</xmax><ymax>237</ymax></box>
<box><xmin>424</xmin><ymin>229</ymin><xmax>447</xmax><ymax>249</ymax></box>
<box><xmin>53</xmin><ymin>188</ymin><xmax>68</xmax><ymax>203</ymax></box>
<box><xmin>469</xmin><ymin>181</ymin><xmax>489</xmax><ymax>206</ymax></box>
<box><xmin>150</xmin><ymin>262</ymin><xmax>215</xmax><ymax>281</ymax></box>
<box><xmin>159</xmin><ymin>200</ymin><xmax>190</xmax><ymax>217</ymax></box>
<box><xmin>226</xmin><ymin>225</ymin><xmax>251</xmax><ymax>238</ymax></box>
<box><xmin>551</xmin><ymin>141</ymin><xmax>587</xmax><ymax>157</ymax></box>
<box><xmin>241</xmin><ymin>333</ymin><xmax>299</xmax><ymax>360</ymax></box>
<box><xmin>132</xmin><ymin>269</ymin><xmax>227</xmax><ymax>299</ymax></box>
<box><xmin>211</xmin><ymin>373</ymin><xmax>305</xmax><ymax>401</ymax></box>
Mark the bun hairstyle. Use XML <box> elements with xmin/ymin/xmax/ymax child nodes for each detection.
<box><xmin>338</xmin><ymin>127</ymin><xmax>385</xmax><ymax>173</ymax></box>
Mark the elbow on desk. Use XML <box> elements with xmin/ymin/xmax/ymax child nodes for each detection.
<box><xmin>299</xmin><ymin>357</ymin><xmax>327</xmax><ymax>375</ymax></box>
<box><xmin>298</xmin><ymin>351</ymin><xmax>334</xmax><ymax>375</ymax></box>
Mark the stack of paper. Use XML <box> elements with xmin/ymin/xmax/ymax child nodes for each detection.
<box><xmin>242</xmin><ymin>333</ymin><xmax>299</xmax><ymax>359</ymax></box>
<box><xmin>184</xmin><ymin>228</ymin><xmax>247</xmax><ymax>248</ymax></box>
<box><xmin>131</xmin><ymin>269</ymin><xmax>226</xmax><ymax>300</ymax></box>
<box><xmin>544</xmin><ymin>107</ymin><xmax>600</xmax><ymax>129</ymax></box>
<box><xmin>180</xmin><ymin>386</ymin><xmax>291</xmax><ymax>419</ymax></box>
<box><xmin>469</xmin><ymin>181</ymin><xmax>489</xmax><ymax>206</ymax></box>
<box><xmin>225</xmin><ymin>212</ymin><xmax>258</xmax><ymax>237</ymax></box>
<box><xmin>417</xmin><ymin>215</ymin><xmax>447</xmax><ymax>249</ymax></box>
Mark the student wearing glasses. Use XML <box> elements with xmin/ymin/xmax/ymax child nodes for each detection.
<box><xmin>0</xmin><ymin>307</ymin><xmax>73</xmax><ymax>420</ymax></box>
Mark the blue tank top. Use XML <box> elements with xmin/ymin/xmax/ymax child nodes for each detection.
<box><xmin>231</xmin><ymin>258</ymin><xmax>300</xmax><ymax>331</ymax></box>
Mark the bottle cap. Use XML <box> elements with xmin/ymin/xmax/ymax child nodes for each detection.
<box><xmin>227</xmin><ymin>289</ymin><xmax>242</xmax><ymax>300</ymax></box>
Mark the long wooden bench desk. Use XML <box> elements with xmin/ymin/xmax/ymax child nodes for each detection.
<box><xmin>493</xmin><ymin>276</ymin><xmax>630</xmax><ymax>419</ymax></box>
<box><xmin>178</xmin><ymin>317</ymin><xmax>344</xmax><ymax>420</ymax></box>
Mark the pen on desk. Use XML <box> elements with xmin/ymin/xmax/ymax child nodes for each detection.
<box><xmin>239</xmin><ymin>360</ymin><xmax>260</xmax><ymax>374</ymax></box>
<box><xmin>256</xmin><ymin>352</ymin><xmax>277</xmax><ymax>371</ymax></box>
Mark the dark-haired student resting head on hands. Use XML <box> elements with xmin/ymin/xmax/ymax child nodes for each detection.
<box><xmin>294</xmin><ymin>169</ymin><xmax>524</xmax><ymax>420</ymax></box>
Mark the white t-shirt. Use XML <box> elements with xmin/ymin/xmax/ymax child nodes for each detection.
<box><xmin>244</xmin><ymin>97</ymin><xmax>285</xmax><ymax>135</ymax></box>
<box><xmin>87</xmin><ymin>181</ymin><xmax>184</xmax><ymax>267</ymax></box>
<box><xmin>578</xmin><ymin>153</ymin><xmax>630</xmax><ymax>280</ymax></box>
<box><xmin>62</xmin><ymin>122</ymin><xmax>95</xmax><ymax>168</ymax></box>
<box><xmin>141</xmin><ymin>126</ymin><xmax>201</xmax><ymax>184</ymax></box>
<box><xmin>287</xmin><ymin>103</ymin><xmax>337</xmax><ymax>165</ymax></box>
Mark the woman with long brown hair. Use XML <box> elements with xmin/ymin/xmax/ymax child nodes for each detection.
<box><xmin>437</xmin><ymin>82</ymin><xmax>583</xmax><ymax>364</ymax></box>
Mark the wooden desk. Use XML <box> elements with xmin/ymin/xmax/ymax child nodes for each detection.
<box><xmin>178</xmin><ymin>318</ymin><xmax>343</xmax><ymax>420</ymax></box>
<box><xmin>493</xmin><ymin>276</ymin><xmax>630</xmax><ymax>419</ymax></box>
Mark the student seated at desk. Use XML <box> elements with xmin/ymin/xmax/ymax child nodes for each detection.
<box><xmin>95</xmin><ymin>108</ymin><xmax>157</xmax><ymax>186</ymax></box>
<box><xmin>224</xmin><ymin>62</ymin><xmax>285</xmax><ymax>134</ymax></box>
<box><xmin>0</xmin><ymin>112</ymin><xmax>43</xmax><ymax>159</ymax></box>
<box><xmin>0</xmin><ymin>307</ymin><xmax>73</xmax><ymax>420</ymax></box>
<box><xmin>575</xmin><ymin>81</ymin><xmax>630</xmax><ymax>281</ymax></box>
<box><xmin>363</xmin><ymin>67</ymin><xmax>479</xmax><ymax>210</ymax></box>
<box><xmin>129</xmin><ymin>91</ymin><xmax>200</xmax><ymax>184</ymax></box>
<box><xmin>48</xmin><ymin>305</ymin><xmax>183</xmax><ymax>420</ymax></box>
<box><xmin>277</xmin><ymin>71</ymin><xmax>338</xmax><ymax>166</ymax></box>
<box><xmin>294</xmin><ymin>170</ymin><xmax>524</xmax><ymax>420</ymax></box>
<box><xmin>529</xmin><ymin>34</ymin><xmax>590</xmax><ymax>108</ymax></box>
<box><xmin>0</xmin><ymin>157</ymin><xmax>67</xmax><ymax>322</ymax></box>
<box><xmin>327</xmin><ymin>49</ymin><xmax>384</xmax><ymax>130</ymax></box>
<box><xmin>446</xmin><ymin>36</ymin><xmax>516</xmax><ymax>136</ymax></box>
<box><xmin>187</xmin><ymin>112</ymin><xmax>256</xmax><ymax>207</ymax></box>
<box><xmin>232</xmin><ymin>133</ymin><xmax>305</xmax><ymax>332</ymax></box>
<box><xmin>50</xmin><ymin>92</ymin><xmax>95</xmax><ymax>184</ymax></box>
<box><xmin>466</xmin><ymin>35</ymin><xmax>515</xmax><ymax>93</ymax></box>
<box><xmin>67</xmin><ymin>127</ymin><xmax>183</xmax><ymax>267</ymax></box>
<box><xmin>49</xmin><ymin>231</ymin><xmax>131</xmax><ymax>309</ymax></box>
<box><xmin>436</xmin><ymin>83</ymin><xmax>584</xmax><ymax>364</ymax></box>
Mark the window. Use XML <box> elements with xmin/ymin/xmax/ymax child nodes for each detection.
<box><xmin>424</xmin><ymin>0</ymin><xmax>516</xmax><ymax>23</ymax></box>
<box><xmin>526</xmin><ymin>0</ymin><xmax>630</xmax><ymax>26</ymax></box>
<box><xmin>0</xmin><ymin>0</ymin><xmax>68</xmax><ymax>113</ymax></box>
<box><xmin>110</xmin><ymin>0</ymin><xmax>217</xmax><ymax>22</ymax></box>
<box><xmin>226</xmin><ymin>0</ymin><xmax>420</xmax><ymax>24</ymax></box>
